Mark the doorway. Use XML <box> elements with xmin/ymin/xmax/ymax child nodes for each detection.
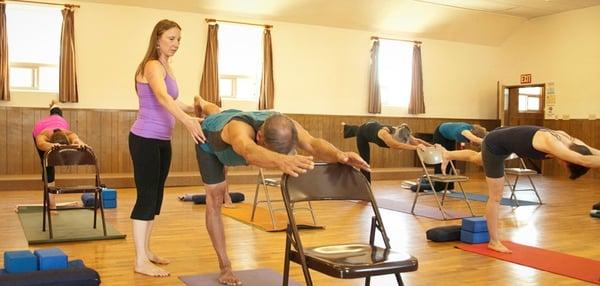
<box><xmin>501</xmin><ymin>84</ymin><xmax>545</xmax><ymax>171</ymax></box>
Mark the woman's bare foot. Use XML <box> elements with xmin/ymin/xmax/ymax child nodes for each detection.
<box><xmin>488</xmin><ymin>240</ymin><xmax>512</xmax><ymax>253</ymax></box>
<box><xmin>219</xmin><ymin>266</ymin><xmax>242</xmax><ymax>286</ymax></box>
<box><xmin>147</xmin><ymin>252</ymin><xmax>170</xmax><ymax>265</ymax></box>
<box><xmin>134</xmin><ymin>260</ymin><xmax>170</xmax><ymax>277</ymax></box>
<box><xmin>49</xmin><ymin>99</ymin><xmax>59</xmax><ymax>109</ymax></box>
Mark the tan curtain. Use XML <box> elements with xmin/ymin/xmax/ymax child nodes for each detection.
<box><xmin>0</xmin><ymin>2</ymin><xmax>9</xmax><ymax>101</ymax></box>
<box><xmin>258</xmin><ymin>27</ymin><xmax>274</xmax><ymax>110</ymax></box>
<box><xmin>408</xmin><ymin>44</ymin><xmax>425</xmax><ymax>114</ymax></box>
<box><xmin>367</xmin><ymin>40</ymin><xmax>380</xmax><ymax>114</ymax></box>
<box><xmin>199</xmin><ymin>23</ymin><xmax>220</xmax><ymax>106</ymax></box>
<box><xmin>59</xmin><ymin>6</ymin><xmax>78</xmax><ymax>103</ymax></box>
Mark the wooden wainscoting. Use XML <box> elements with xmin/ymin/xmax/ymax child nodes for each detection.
<box><xmin>0</xmin><ymin>106</ymin><xmax>499</xmax><ymax>189</ymax></box>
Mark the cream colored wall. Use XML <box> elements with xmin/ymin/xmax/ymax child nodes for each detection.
<box><xmin>2</xmin><ymin>1</ymin><xmax>500</xmax><ymax>119</ymax></box>
<box><xmin>498</xmin><ymin>5</ymin><xmax>600</xmax><ymax>119</ymax></box>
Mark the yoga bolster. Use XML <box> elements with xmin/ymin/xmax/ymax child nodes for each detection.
<box><xmin>0</xmin><ymin>267</ymin><xmax>100</xmax><ymax>286</ymax></box>
<box><xmin>426</xmin><ymin>225</ymin><xmax>462</xmax><ymax>242</ymax></box>
<box><xmin>193</xmin><ymin>192</ymin><xmax>245</xmax><ymax>204</ymax></box>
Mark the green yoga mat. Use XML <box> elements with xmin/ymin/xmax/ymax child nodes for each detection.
<box><xmin>16</xmin><ymin>206</ymin><xmax>126</xmax><ymax>244</ymax></box>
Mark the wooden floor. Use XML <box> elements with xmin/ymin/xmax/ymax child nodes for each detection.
<box><xmin>1</xmin><ymin>174</ymin><xmax>599</xmax><ymax>285</ymax></box>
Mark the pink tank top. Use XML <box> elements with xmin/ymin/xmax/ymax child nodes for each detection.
<box><xmin>32</xmin><ymin>115</ymin><xmax>70</xmax><ymax>137</ymax></box>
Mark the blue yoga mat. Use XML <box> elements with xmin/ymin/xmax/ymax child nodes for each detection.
<box><xmin>446</xmin><ymin>192</ymin><xmax>540</xmax><ymax>206</ymax></box>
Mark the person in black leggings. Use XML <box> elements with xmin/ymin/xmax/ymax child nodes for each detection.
<box><xmin>432</xmin><ymin>122</ymin><xmax>487</xmax><ymax>190</ymax></box>
<box><xmin>441</xmin><ymin>125</ymin><xmax>600</xmax><ymax>253</ymax></box>
<box><xmin>342</xmin><ymin>121</ymin><xmax>431</xmax><ymax>182</ymax></box>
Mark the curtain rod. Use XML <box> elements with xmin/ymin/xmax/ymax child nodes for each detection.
<box><xmin>205</xmin><ymin>18</ymin><xmax>272</xmax><ymax>29</ymax></box>
<box><xmin>371</xmin><ymin>36</ymin><xmax>421</xmax><ymax>45</ymax></box>
<box><xmin>4</xmin><ymin>0</ymin><xmax>79</xmax><ymax>8</ymax></box>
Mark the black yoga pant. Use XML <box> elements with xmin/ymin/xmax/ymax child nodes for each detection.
<box><xmin>129</xmin><ymin>132</ymin><xmax>172</xmax><ymax>220</ymax></box>
<box><xmin>35</xmin><ymin>107</ymin><xmax>64</xmax><ymax>183</ymax></box>
<box><xmin>432</xmin><ymin>126</ymin><xmax>456</xmax><ymax>189</ymax></box>
<box><xmin>344</xmin><ymin>124</ymin><xmax>374</xmax><ymax>182</ymax></box>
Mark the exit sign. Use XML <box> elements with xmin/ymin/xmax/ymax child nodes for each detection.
<box><xmin>520</xmin><ymin>74</ymin><xmax>532</xmax><ymax>84</ymax></box>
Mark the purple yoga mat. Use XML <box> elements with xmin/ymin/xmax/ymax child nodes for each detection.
<box><xmin>376</xmin><ymin>197</ymin><xmax>472</xmax><ymax>220</ymax></box>
<box><xmin>179</xmin><ymin>268</ymin><xmax>301</xmax><ymax>286</ymax></box>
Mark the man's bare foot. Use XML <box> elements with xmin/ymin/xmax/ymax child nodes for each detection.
<box><xmin>147</xmin><ymin>252</ymin><xmax>170</xmax><ymax>265</ymax></box>
<box><xmin>223</xmin><ymin>191</ymin><xmax>235</xmax><ymax>208</ymax></box>
<box><xmin>219</xmin><ymin>266</ymin><xmax>242</xmax><ymax>286</ymax></box>
<box><xmin>488</xmin><ymin>240</ymin><xmax>512</xmax><ymax>253</ymax></box>
<box><xmin>134</xmin><ymin>260</ymin><xmax>170</xmax><ymax>277</ymax></box>
<box><xmin>193</xmin><ymin>96</ymin><xmax>204</xmax><ymax>118</ymax></box>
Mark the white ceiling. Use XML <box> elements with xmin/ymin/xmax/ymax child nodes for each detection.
<box><xmin>73</xmin><ymin>0</ymin><xmax>600</xmax><ymax>45</ymax></box>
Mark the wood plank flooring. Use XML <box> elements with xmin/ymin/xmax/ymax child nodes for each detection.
<box><xmin>1</xmin><ymin>174</ymin><xmax>599</xmax><ymax>285</ymax></box>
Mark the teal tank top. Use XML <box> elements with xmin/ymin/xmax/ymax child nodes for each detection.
<box><xmin>200</xmin><ymin>109</ymin><xmax>277</xmax><ymax>166</ymax></box>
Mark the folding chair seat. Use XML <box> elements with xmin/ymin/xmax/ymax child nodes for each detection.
<box><xmin>251</xmin><ymin>168</ymin><xmax>317</xmax><ymax>229</ymax></box>
<box><xmin>411</xmin><ymin>147</ymin><xmax>474</xmax><ymax>220</ymax></box>
<box><xmin>42</xmin><ymin>146</ymin><xmax>106</xmax><ymax>239</ymax></box>
<box><xmin>504</xmin><ymin>153</ymin><xmax>542</xmax><ymax>206</ymax></box>
<box><xmin>281</xmin><ymin>163</ymin><xmax>418</xmax><ymax>286</ymax></box>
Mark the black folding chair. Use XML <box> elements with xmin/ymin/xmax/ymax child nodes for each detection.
<box><xmin>42</xmin><ymin>145</ymin><xmax>106</xmax><ymax>239</ymax></box>
<box><xmin>281</xmin><ymin>163</ymin><xmax>418</xmax><ymax>286</ymax></box>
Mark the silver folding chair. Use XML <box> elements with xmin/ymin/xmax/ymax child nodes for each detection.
<box><xmin>251</xmin><ymin>168</ymin><xmax>317</xmax><ymax>229</ymax></box>
<box><xmin>411</xmin><ymin>147</ymin><xmax>474</xmax><ymax>220</ymax></box>
<box><xmin>504</xmin><ymin>153</ymin><xmax>542</xmax><ymax>206</ymax></box>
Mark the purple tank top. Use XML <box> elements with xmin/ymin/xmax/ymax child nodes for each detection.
<box><xmin>130</xmin><ymin>74</ymin><xmax>179</xmax><ymax>140</ymax></box>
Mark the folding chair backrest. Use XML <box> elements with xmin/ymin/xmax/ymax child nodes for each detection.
<box><xmin>416</xmin><ymin>147</ymin><xmax>443</xmax><ymax>165</ymax></box>
<box><xmin>281</xmin><ymin>163</ymin><xmax>373</xmax><ymax>204</ymax></box>
<box><xmin>44</xmin><ymin>146</ymin><xmax>97</xmax><ymax>167</ymax></box>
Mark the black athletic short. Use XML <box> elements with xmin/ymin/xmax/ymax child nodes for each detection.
<box><xmin>481</xmin><ymin>142</ymin><xmax>509</xmax><ymax>178</ymax></box>
<box><xmin>195</xmin><ymin>144</ymin><xmax>226</xmax><ymax>185</ymax></box>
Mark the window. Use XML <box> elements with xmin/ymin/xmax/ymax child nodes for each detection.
<box><xmin>378</xmin><ymin>40</ymin><xmax>413</xmax><ymax>107</ymax></box>
<box><xmin>6</xmin><ymin>4</ymin><xmax>62</xmax><ymax>92</ymax></box>
<box><xmin>518</xmin><ymin>86</ymin><xmax>542</xmax><ymax>112</ymax></box>
<box><xmin>218</xmin><ymin>23</ymin><xmax>263</xmax><ymax>100</ymax></box>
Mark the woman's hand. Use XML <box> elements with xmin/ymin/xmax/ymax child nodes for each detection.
<box><xmin>185</xmin><ymin>116</ymin><xmax>206</xmax><ymax>144</ymax></box>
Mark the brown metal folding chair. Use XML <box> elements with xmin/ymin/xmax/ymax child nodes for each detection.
<box><xmin>504</xmin><ymin>153</ymin><xmax>542</xmax><ymax>206</ymax></box>
<box><xmin>281</xmin><ymin>163</ymin><xmax>418</xmax><ymax>286</ymax></box>
<box><xmin>42</xmin><ymin>145</ymin><xmax>106</xmax><ymax>239</ymax></box>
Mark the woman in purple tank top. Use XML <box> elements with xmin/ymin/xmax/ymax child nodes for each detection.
<box><xmin>439</xmin><ymin>126</ymin><xmax>600</xmax><ymax>253</ymax></box>
<box><xmin>129</xmin><ymin>19</ymin><xmax>205</xmax><ymax>278</ymax></box>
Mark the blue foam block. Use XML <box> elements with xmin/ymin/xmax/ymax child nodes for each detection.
<box><xmin>462</xmin><ymin>216</ymin><xmax>488</xmax><ymax>233</ymax></box>
<box><xmin>102</xmin><ymin>188</ymin><xmax>117</xmax><ymax>200</ymax></box>
<box><xmin>102</xmin><ymin>199</ymin><xmax>116</xmax><ymax>208</ymax></box>
<box><xmin>68</xmin><ymin>259</ymin><xmax>85</xmax><ymax>269</ymax></box>
<box><xmin>460</xmin><ymin>230</ymin><xmax>490</xmax><ymax>244</ymax></box>
<box><xmin>34</xmin><ymin>248</ymin><xmax>68</xmax><ymax>271</ymax></box>
<box><xmin>4</xmin><ymin>250</ymin><xmax>38</xmax><ymax>273</ymax></box>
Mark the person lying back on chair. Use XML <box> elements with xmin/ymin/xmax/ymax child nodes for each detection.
<box><xmin>33</xmin><ymin>100</ymin><xmax>87</xmax><ymax>211</ymax></box>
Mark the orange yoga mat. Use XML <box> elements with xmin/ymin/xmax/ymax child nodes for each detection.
<box><xmin>221</xmin><ymin>203</ymin><xmax>322</xmax><ymax>232</ymax></box>
<box><xmin>457</xmin><ymin>241</ymin><xmax>600</xmax><ymax>284</ymax></box>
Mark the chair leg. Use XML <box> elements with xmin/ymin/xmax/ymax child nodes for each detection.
<box><xmin>47</xmin><ymin>193</ymin><xmax>54</xmax><ymax>239</ymax></box>
<box><xmin>365</xmin><ymin>276</ymin><xmax>371</xmax><ymax>286</ymax></box>
<box><xmin>410</xmin><ymin>180</ymin><xmax>421</xmax><ymax>215</ymax></box>
<box><xmin>99</xmin><ymin>191</ymin><xmax>107</xmax><ymax>236</ymax></box>
<box><xmin>394</xmin><ymin>273</ymin><xmax>404</xmax><ymax>286</ymax></box>
<box><xmin>283</xmin><ymin>238</ymin><xmax>291</xmax><ymax>286</ymax></box>
<box><xmin>251</xmin><ymin>182</ymin><xmax>261</xmax><ymax>222</ymax></box>
<box><xmin>528</xmin><ymin>175</ymin><xmax>542</xmax><ymax>204</ymax></box>
<box><xmin>42</xmin><ymin>191</ymin><xmax>48</xmax><ymax>232</ymax></box>
<box><xmin>93</xmin><ymin>193</ymin><xmax>98</xmax><ymax>229</ymax></box>
<box><xmin>307</xmin><ymin>201</ymin><xmax>318</xmax><ymax>226</ymax></box>
<box><xmin>457</xmin><ymin>182</ymin><xmax>474</xmax><ymax>216</ymax></box>
<box><xmin>511</xmin><ymin>176</ymin><xmax>520</xmax><ymax>207</ymax></box>
<box><xmin>262</xmin><ymin>184</ymin><xmax>278</xmax><ymax>229</ymax></box>
<box><xmin>429</xmin><ymin>184</ymin><xmax>447</xmax><ymax>220</ymax></box>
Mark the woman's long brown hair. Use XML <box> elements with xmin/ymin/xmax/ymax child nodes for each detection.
<box><xmin>134</xmin><ymin>19</ymin><xmax>181</xmax><ymax>89</ymax></box>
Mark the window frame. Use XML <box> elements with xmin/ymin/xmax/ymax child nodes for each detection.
<box><xmin>9</xmin><ymin>62</ymin><xmax>59</xmax><ymax>91</ymax></box>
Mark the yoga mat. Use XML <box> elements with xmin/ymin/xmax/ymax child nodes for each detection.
<box><xmin>446</xmin><ymin>192</ymin><xmax>539</xmax><ymax>206</ymax></box>
<box><xmin>457</xmin><ymin>241</ymin><xmax>600</xmax><ymax>284</ymax></box>
<box><xmin>221</xmin><ymin>203</ymin><xmax>323</xmax><ymax>232</ymax></box>
<box><xmin>376</xmin><ymin>197</ymin><xmax>472</xmax><ymax>220</ymax></box>
<box><xmin>179</xmin><ymin>268</ymin><xmax>301</xmax><ymax>286</ymax></box>
<box><xmin>16</xmin><ymin>206</ymin><xmax>126</xmax><ymax>244</ymax></box>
